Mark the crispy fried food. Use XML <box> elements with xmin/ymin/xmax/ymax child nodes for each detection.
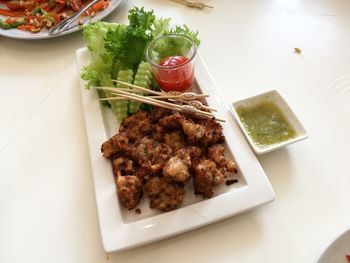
<box><xmin>163</xmin><ymin>131</ymin><xmax>186</xmax><ymax>151</ymax></box>
<box><xmin>113</xmin><ymin>157</ymin><xmax>143</xmax><ymax>209</ymax></box>
<box><xmin>180</xmin><ymin>118</ymin><xmax>206</xmax><ymax>144</ymax></box>
<box><xmin>151</xmin><ymin>143</ymin><xmax>173</xmax><ymax>165</ymax></box>
<box><xmin>119</xmin><ymin>111</ymin><xmax>153</xmax><ymax>141</ymax></box>
<box><xmin>177</xmin><ymin>146</ymin><xmax>203</xmax><ymax>158</ymax></box>
<box><xmin>148</xmin><ymin>143</ymin><xmax>174</xmax><ymax>174</ymax></box>
<box><xmin>157</xmin><ymin>112</ymin><xmax>183</xmax><ymax>130</ymax></box>
<box><xmin>144</xmin><ymin>177</ymin><xmax>185</xmax><ymax>212</ymax></box>
<box><xmin>179</xmin><ymin>117</ymin><xmax>224</xmax><ymax>145</ymax></box>
<box><xmin>129</xmin><ymin>136</ymin><xmax>155</xmax><ymax>164</ymax></box>
<box><xmin>163</xmin><ymin>146</ymin><xmax>203</xmax><ymax>183</ymax></box>
<box><xmin>154</xmin><ymin>113</ymin><xmax>183</xmax><ymax>142</ymax></box>
<box><xmin>102</xmin><ymin>107</ymin><xmax>237</xmax><ymax>211</ymax></box>
<box><xmin>193</xmin><ymin>159</ymin><xmax>225</xmax><ymax>198</ymax></box>
<box><xmin>101</xmin><ymin>133</ymin><xmax>129</xmax><ymax>159</ymax></box>
<box><xmin>163</xmin><ymin>155</ymin><xmax>191</xmax><ymax>183</ymax></box>
<box><xmin>200</xmin><ymin>118</ymin><xmax>225</xmax><ymax>145</ymax></box>
<box><xmin>207</xmin><ymin>144</ymin><xmax>237</xmax><ymax>173</ymax></box>
<box><xmin>150</xmin><ymin>107</ymin><xmax>172</xmax><ymax>122</ymax></box>
<box><xmin>112</xmin><ymin>157</ymin><xmax>134</xmax><ymax>176</ymax></box>
<box><xmin>116</xmin><ymin>174</ymin><xmax>143</xmax><ymax>210</ymax></box>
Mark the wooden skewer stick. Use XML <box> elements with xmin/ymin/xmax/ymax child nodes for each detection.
<box><xmin>103</xmin><ymin>95</ymin><xmax>217</xmax><ymax>112</ymax></box>
<box><xmin>103</xmin><ymin>93</ymin><xmax>217</xmax><ymax>112</ymax></box>
<box><xmin>167</xmin><ymin>98</ymin><xmax>217</xmax><ymax>112</ymax></box>
<box><xmin>100</xmin><ymin>97</ymin><xmax>128</xmax><ymax>101</ymax></box>
<box><xmin>112</xmin><ymin>80</ymin><xmax>209</xmax><ymax>99</ymax></box>
<box><xmin>101</xmin><ymin>95</ymin><xmax>225</xmax><ymax>122</ymax></box>
<box><xmin>185</xmin><ymin>100</ymin><xmax>217</xmax><ymax>112</ymax></box>
<box><xmin>101</xmin><ymin>89</ymin><xmax>211</xmax><ymax>116</ymax></box>
<box><xmin>170</xmin><ymin>0</ymin><xmax>213</xmax><ymax>9</ymax></box>
<box><xmin>112</xmin><ymin>80</ymin><xmax>162</xmax><ymax>95</ymax></box>
<box><xmin>108</xmin><ymin>87</ymin><xmax>141</xmax><ymax>93</ymax></box>
<box><xmin>98</xmin><ymin>89</ymin><xmax>225</xmax><ymax>122</ymax></box>
<box><xmin>111</xmin><ymin>93</ymin><xmax>190</xmax><ymax>100</ymax></box>
<box><xmin>95</xmin><ymin>86</ymin><xmax>218</xmax><ymax>112</ymax></box>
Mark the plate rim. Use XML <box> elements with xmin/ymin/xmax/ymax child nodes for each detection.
<box><xmin>0</xmin><ymin>0</ymin><xmax>122</xmax><ymax>40</ymax></box>
<box><xmin>317</xmin><ymin>228</ymin><xmax>350</xmax><ymax>263</ymax></box>
<box><xmin>75</xmin><ymin>47</ymin><xmax>275</xmax><ymax>252</ymax></box>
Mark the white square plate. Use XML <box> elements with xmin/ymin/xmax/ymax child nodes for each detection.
<box><xmin>76</xmin><ymin>47</ymin><xmax>275</xmax><ymax>252</ymax></box>
<box><xmin>230</xmin><ymin>90</ymin><xmax>308</xmax><ymax>154</ymax></box>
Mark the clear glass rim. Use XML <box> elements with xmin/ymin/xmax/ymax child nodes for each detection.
<box><xmin>145</xmin><ymin>34</ymin><xmax>197</xmax><ymax>70</ymax></box>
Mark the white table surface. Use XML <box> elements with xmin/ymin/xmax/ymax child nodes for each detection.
<box><xmin>1</xmin><ymin>0</ymin><xmax>350</xmax><ymax>262</ymax></box>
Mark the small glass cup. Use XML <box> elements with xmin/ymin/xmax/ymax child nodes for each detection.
<box><xmin>146</xmin><ymin>34</ymin><xmax>197</xmax><ymax>93</ymax></box>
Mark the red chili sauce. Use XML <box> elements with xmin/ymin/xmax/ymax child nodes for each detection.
<box><xmin>155</xmin><ymin>55</ymin><xmax>194</xmax><ymax>92</ymax></box>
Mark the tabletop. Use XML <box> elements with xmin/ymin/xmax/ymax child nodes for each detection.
<box><xmin>1</xmin><ymin>0</ymin><xmax>350</xmax><ymax>262</ymax></box>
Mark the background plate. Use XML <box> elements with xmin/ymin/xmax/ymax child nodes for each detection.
<box><xmin>0</xmin><ymin>0</ymin><xmax>122</xmax><ymax>40</ymax></box>
<box><xmin>75</xmin><ymin>47</ymin><xmax>275</xmax><ymax>252</ymax></box>
<box><xmin>318</xmin><ymin>229</ymin><xmax>350</xmax><ymax>263</ymax></box>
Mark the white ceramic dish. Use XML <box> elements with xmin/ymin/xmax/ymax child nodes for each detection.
<box><xmin>317</xmin><ymin>229</ymin><xmax>350</xmax><ymax>263</ymax></box>
<box><xmin>230</xmin><ymin>90</ymin><xmax>308</xmax><ymax>155</ymax></box>
<box><xmin>0</xmin><ymin>0</ymin><xmax>121</xmax><ymax>40</ymax></box>
<box><xmin>75</xmin><ymin>47</ymin><xmax>275</xmax><ymax>252</ymax></box>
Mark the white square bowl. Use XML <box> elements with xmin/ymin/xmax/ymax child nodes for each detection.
<box><xmin>230</xmin><ymin>90</ymin><xmax>308</xmax><ymax>154</ymax></box>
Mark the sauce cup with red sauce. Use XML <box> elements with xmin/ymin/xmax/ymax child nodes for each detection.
<box><xmin>145</xmin><ymin>34</ymin><xmax>197</xmax><ymax>92</ymax></box>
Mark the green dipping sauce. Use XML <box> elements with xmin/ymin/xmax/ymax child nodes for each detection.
<box><xmin>236</xmin><ymin>101</ymin><xmax>296</xmax><ymax>148</ymax></box>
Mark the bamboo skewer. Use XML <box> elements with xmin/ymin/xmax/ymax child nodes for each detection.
<box><xmin>113</xmin><ymin>80</ymin><xmax>209</xmax><ymax>99</ymax></box>
<box><xmin>99</xmin><ymin>85</ymin><xmax>212</xmax><ymax>110</ymax></box>
<box><xmin>98</xmin><ymin>87</ymin><xmax>212</xmax><ymax>117</ymax></box>
<box><xmin>112</xmin><ymin>79</ymin><xmax>161</xmax><ymax>96</ymax></box>
<box><xmin>95</xmin><ymin>87</ymin><xmax>225</xmax><ymax>122</ymax></box>
<box><xmin>170</xmin><ymin>0</ymin><xmax>213</xmax><ymax>9</ymax></box>
<box><xmin>95</xmin><ymin>79</ymin><xmax>224</xmax><ymax>121</ymax></box>
<box><xmin>101</xmin><ymin>96</ymin><xmax>217</xmax><ymax>112</ymax></box>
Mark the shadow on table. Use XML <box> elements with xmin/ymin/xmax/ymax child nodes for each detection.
<box><xmin>257</xmin><ymin>147</ymin><xmax>294</xmax><ymax>198</ymax></box>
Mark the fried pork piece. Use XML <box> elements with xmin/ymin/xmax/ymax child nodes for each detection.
<box><xmin>145</xmin><ymin>143</ymin><xmax>174</xmax><ymax>175</ymax></box>
<box><xmin>116</xmin><ymin>174</ymin><xmax>143</xmax><ymax>210</ymax></box>
<box><xmin>157</xmin><ymin>112</ymin><xmax>183</xmax><ymax>130</ymax></box>
<box><xmin>151</xmin><ymin>143</ymin><xmax>173</xmax><ymax>163</ymax></box>
<box><xmin>101</xmin><ymin>134</ymin><xmax>129</xmax><ymax>159</ymax></box>
<box><xmin>119</xmin><ymin>111</ymin><xmax>153</xmax><ymax>141</ymax></box>
<box><xmin>207</xmin><ymin>144</ymin><xmax>237</xmax><ymax>173</ymax></box>
<box><xmin>163</xmin><ymin>155</ymin><xmax>191</xmax><ymax>183</ymax></box>
<box><xmin>180</xmin><ymin>118</ymin><xmax>205</xmax><ymax>144</ymax></box>
<box><xmin>129</xmin><ymin>136</ymin><xmax>155</xmax><ymax>164</ymax></box>
<box><xmin>177</xmin><ymin>146</ymin><xmax>202</xmax><ymax>159</ymax></box>
<box><xmin>150</xmin><ymin>107</ymin><xmax>172</xmax><ymax>122</ymax></box>
<box><xmin>113</xmin><ymin>157</ymin><xmax>143</xmax><ymax>209</ymax></box>
<box><xmin>144</xmin><ymin>177</ymin><xmax>185</xmax><ymax>212</ymax></box>
<box><xmin>177</xmin><ymin>146</ymin><xmax>202</xmax><ymax>170</ymax></box>
<box><xmin>156</xmin><ymin>113</ymin><xmax>223</xmax><ymax>146</ymax></box>
<box><xmin>201</xmin><ymin>118</ymin><xmax>225</xmax><ymax>145</ymax></box>
<box><xmin>150</xmin><ymin>143</ymin><xmax>173</xmax><ymax>170</ymax></box>
<box><xmin>163</xmin><ymin>131</ymin><xmax>186</xmax><ymax>151</ymax></box>
<box><xmin>163</xmin><ymin>146</ymin><xmax>202</xmax><ymax>183</ymax></box>
<box><xmin>134</xmin><ymin>164</ymin><xmax>150</xmax><ymax>182</ymax></box>
<box><xmin>193</xmin><ymin>159</ymin><xmax>225</xmax><ymax>198</ymax></box>
<box><xmin>179</xmin><ymin>117</ymin><xmax>224</xmax><ymax>146</ymax></box>
<box><xmin>112</xmin><ymin>157</ymin><xmax>134</xmax><ymax>176</ymax></box>
<box><xmin>154</xmin><ymin>113</ymin><xmax>184</xmax><ymax>142</ymax></box>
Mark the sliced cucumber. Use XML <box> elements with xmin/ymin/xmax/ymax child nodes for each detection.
<box><xmin>111</xmin><ymin>69</ymin><xmax>134</xmax><ymax>122</ymax></box>
<box><xmin>130</xmin><ymin>62</ymin><xmax>153</xmax><ymax>113</ymax></box>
